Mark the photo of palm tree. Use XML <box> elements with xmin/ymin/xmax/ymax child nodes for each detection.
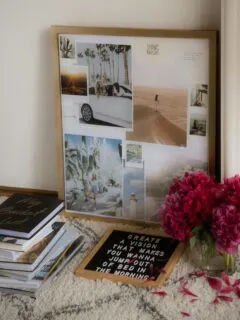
<box><xmin>75</xmin><ymin>42</ymin><xmax>133</xmax><ymax>128</ymax></box>
<box><xmin>61</xmin><ymin>64</ymin><xmax>88</xmax><ymax>96</ymax></box>
<box><xmin>76</xmin><ymin>43</ymin><xmax>132</xmax><ymax>92</ymax></box>
<box><xmin>64</xmin><ymin>134</ymin><xmax>123</xmax><ymax>217</ymax></box>
<box><xmin>191</xmin><ymin>84</ymin><xmax>208</xmax><ymax>107</ymax></box>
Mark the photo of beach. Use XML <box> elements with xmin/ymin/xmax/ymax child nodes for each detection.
<box><xmin>126</xmin><ymin>87</ymin><xmax>188</xmax><ymax>146</ymax></box>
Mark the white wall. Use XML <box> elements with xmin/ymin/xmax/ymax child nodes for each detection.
<box><xmin>221</xmin><ymin>0</ymin><xmax>240</xmax><ymax>179</ymax></box>
<box><xmin>0</xmin><ymin>0</ymin><xmax>221</xmax><ymax>191</ymax></box>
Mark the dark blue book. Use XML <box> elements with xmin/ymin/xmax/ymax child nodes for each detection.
<box><xmin>0</xmin><ymin>193</ymin><xmax>64</xmax><ymax>239</ymax></box>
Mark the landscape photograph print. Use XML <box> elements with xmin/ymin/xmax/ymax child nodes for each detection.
<box><xmin>60</xmin><ymin>64</ymin><xmax>88</xmax><ymax>96</ymax></box>
<box><xmin>190</xmin><ymin>114</ymin><xmax>207</xmax><ymax>136</ymax></box>
<box><xmin>75</xmin><ymin>42</ymin><xmax>133</xmax><ymax>129</ymax></box>
<box><xmin>64</xmin><ymin>134</ymin><xmax>123</xmax><ymax>217</ymax></box>
<box><xmin>126</xmin><ymin>143</ymin><xmax>142</xmax><ymax>164</ymax></box>
<box><xmin>126</xmin><ymin>38</ymin><xmax>189</xmax><ymax>147</ymax></box>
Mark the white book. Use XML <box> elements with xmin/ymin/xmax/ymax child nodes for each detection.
<box><xmin>0</xmin><ymin>234</ymin><xmax>84</xmax><ymax>298</ymax></box>
<box><xmin>0</xmin><ymin>276</ymin><xmax>41</xmax><ymax>289</ymax></box>
<box><xmin>0</xmin><ymin>215</ymin><xmax>63</xmax><ymax>252</ymax></box>
<box><xmin>0</xmin><ymin>222</ymin><xmax>65</xmax><ymax>271</ymax></box>
<box><xmin>0</xmin><ymin>250</ymin><xmax>22</xmax><ymax>262</ymax></box>
<box><xmin>0</xmin><ymin>226</ymin><xmax>82</xmax><ymax>281</ymax></box>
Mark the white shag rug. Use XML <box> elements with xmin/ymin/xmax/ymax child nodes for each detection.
<box><xmin>0</xmin><ymin>196</ymin><xmax>240</xmax><ymax>320</ymax></box>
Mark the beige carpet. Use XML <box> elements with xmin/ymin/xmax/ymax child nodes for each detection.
<box><xmin>0</xmin><ymin>197</ymin><xmax>240</xmax><ymax>320</ymax></box>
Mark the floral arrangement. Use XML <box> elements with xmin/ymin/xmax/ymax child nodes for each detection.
<box><xmin>159</xmin><ymin>171</ymin><xmax>240</xmax><ymax>273</ymax></box>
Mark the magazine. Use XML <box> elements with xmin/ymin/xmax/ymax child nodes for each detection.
<box><xmin>0</xmin><ymin>226</ymin><xmax>82</xmax><ymax>280</ymax></box>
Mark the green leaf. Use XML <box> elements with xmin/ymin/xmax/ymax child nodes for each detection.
<box><xmin>189</xmin><ymin>236</ymin><xmax>199</xmax><ymax>249</ymax></box>
<box><xmin>191</xmin><ymin>226</ymin><xmax>203</xmax><ymax>236</ymax></box>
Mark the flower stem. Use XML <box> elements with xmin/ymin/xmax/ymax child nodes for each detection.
<box><xmin>223</xmin><ymin>253</ymin><xmax>235</xmax><ymax>274</ymax></box>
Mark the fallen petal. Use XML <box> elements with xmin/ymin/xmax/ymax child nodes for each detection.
<box><xmin>180</xmin><ymin>311</ymin><xmax>191</xmax><ymax>317</ymax></box>
<box><xmin>220</xmin><ymin>286</ymin><xmax>233</xmax><ymax>294</ymax></box>
<box><xmin>221</xmin><ymin>272</ymin><xmax>231</xmax><ymax>286</ymax></box>
<box><xmin>151</xmin><ymin>290</ymin><xmax>167</xmax><ymax>297</ymax></box>
<box><xmin>207</xmin><ymin>277</ymin><xmax>222</xmax><ymax>291</ymax></box>
<box><xmin>217</xmin><ymin>295</ymin><xmax>233</xmax><ymax>302</ymax></box>
<box><xmin>182</xmin><ymin>279</ymin><xmax>188</xmax><ymax>287</ymax></box>
<box><xmin>212</xmin><ymin>297</ymin><xmax>220</xmax><ymax>304</ymax></box>
<box><xmin>189</xmin><ymin>271</ymin><xmax>206</xmax><ymax>278</ymax></box>
<box><xmin>233</xmin><ymin>279</ymin><xmax>240</xmax><ymax>287</ymax></box>
<box><xmin>190</xmin><ymin>298</ymin><xmax>198</xmax><ymax>303</ymax></box>
<box><xmin>179</xmin><ymin>287</ymin><xmax>198</xmax><ymax>298</ymax></box>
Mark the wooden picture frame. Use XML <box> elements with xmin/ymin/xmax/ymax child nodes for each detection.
<box><xmin>51</xmin><ymin>26</ymin><xmax>217</xmax><ymax>225</ymax></box>
<box><xmin>75</xmin><ymin>227</ymin><xmax>184</xmax><ymax>287</ymax></box>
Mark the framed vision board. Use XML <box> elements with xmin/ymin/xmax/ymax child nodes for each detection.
<box><xmin>51</xmin><ymin>26</ymin><xmax>217</xmax><ymax>225</ymax></box>
<box><xmin>75</xmin><ymin>227</ymin><xmax>184</xmax><ymax>287</ymax></box>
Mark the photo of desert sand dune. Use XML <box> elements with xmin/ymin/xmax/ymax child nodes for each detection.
<box><xmin>127</xmin><ymin>87</ymin><xmax>188</xmax><ymax>146</ymax></box>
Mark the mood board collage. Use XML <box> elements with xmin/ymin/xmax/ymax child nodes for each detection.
<box><xmin>58</xmin><ymin>33</ymin><xmax>209</xmax><ymax>223</ymax></box>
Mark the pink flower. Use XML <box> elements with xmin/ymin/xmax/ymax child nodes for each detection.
<box><xmin>211</xmin><ymin>204</ymin><xmax>240</xmax><ymax>254</ymax></box>
<box><xmin>221</xmin><ymin>175</ymin><xmax>240</xmax><ymax>210</ymax></box>
<box><xmin>160</xmin><ymin>193</ymin><xmax>192</xmax><ymax>241</ymax></box>
<box><xmin>160</xmin><ymin>171</ymin><xmax>219</xmax><ymax>240</ymax></box>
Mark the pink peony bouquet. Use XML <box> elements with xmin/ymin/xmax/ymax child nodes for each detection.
<box><xmin>160</xmin><ymin>172</ymin><xmax>240</xmax><ymax>272</ymax></box>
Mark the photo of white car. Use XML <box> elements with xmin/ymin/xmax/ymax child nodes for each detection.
<box><xmin>80</xmin><ymin>90</ymin><xmax>133</xmax><ymax>128</ymax></box>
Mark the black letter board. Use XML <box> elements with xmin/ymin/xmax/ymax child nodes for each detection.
<box><xmin>75</xmin><ymin>228</ymin><xmax>184</xmax><ymax>287</ymax></box>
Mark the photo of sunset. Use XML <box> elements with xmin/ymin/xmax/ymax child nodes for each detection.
<box><xmin>61</xmin><ymin>64</ymin><xmax>88</xmax><ymax>96</ymax></box>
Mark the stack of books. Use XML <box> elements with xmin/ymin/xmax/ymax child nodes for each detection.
<box><xmin>0</xmin><ymin>193</ymin><xmax>84</xmax><ymax>297</ymax></box>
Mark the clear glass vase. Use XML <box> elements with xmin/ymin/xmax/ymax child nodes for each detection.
<box><xmin>199</xmin><ymin>242</ymin><xmax>236</xmax><ymax>276</ymax></box>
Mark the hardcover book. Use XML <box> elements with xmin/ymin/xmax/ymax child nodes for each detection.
<box><xmin>0</xmin><ymin>222</ymin><xmax>65</xmax><ymax>271</ymax></box>
<box><xmin>0</xmin><ymin>234</ymin><xmax>84</xmax><ymax>297</ymax></box>
<box><xmin>0</xmin><ymin>226</ymin><xmax>83</xmax><ymax>280</ymax></box>
<box><xmin>0</xmin><ymin>193</ymin><xmax>64</xmax><ymax>238</ymax></box>
<box><xmin>0</xmin><ymin>215</ymin><xmax>63</xmax><ymax>252</ymax></box>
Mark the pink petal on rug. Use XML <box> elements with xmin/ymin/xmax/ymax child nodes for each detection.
<box><xmin>217</xmin><ymin>295</ymin><xmax>233</xmax><ymax>302</ymax></box>
<box><xmin>190</xmin><ymin>298</ymin><xmax>198</xmax><ymax>303</ymax></box>
<box><xmin>233</xmin><ymin>279</ymin><xmax>240</xmax><ymax>287</ymax></box>
<box><xmin>207</xmin><ymin>277</ymin><xmax>222</xmax><ymax>291</ymax></box>
<box><xmin>212</xmin><ymin>297</ymin><xmax>220</xmax><ymax>304</ymax></box>
<box><xmin>182</xmin><ymin>279</ymin><xmax>188</xmax><ymax>287</ymax></box>
<box><xmin>221</xmin><ymin>272</ymin><xmax>231</xmax><ymax>286</ymax></box>
<box><xmin>234</xmin><ymin>286</ymin><xmax>240</xmax><ymax>298</ymax></box>
<box><xmin>189</xmin><ymin>271</ymin><xmax>206</xmax><ymax>278</ymax></box>
<box><xmin>179</xmin><ymin>287</ymin><xmax>198</xmax><ymax>297</ymax></box>
<box><xmin>151</xmin><ymin>290</ymin><xmax>167</xmax><ymax>297</ymax></box>
<box><xmin>180</xmin><ymin>311</ymin><xmax>191</xmax><ymax>317</ymax></box>
<box><xmin>220</xmin><ymin>286</ymin><xmax>233</xmax><ymax>294</ymax></box>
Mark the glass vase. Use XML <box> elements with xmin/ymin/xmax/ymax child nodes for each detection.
<box><xmin>199</xmin><ymin>243</ymin><xmax>236</xmax><ymax>276</ymax></box>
